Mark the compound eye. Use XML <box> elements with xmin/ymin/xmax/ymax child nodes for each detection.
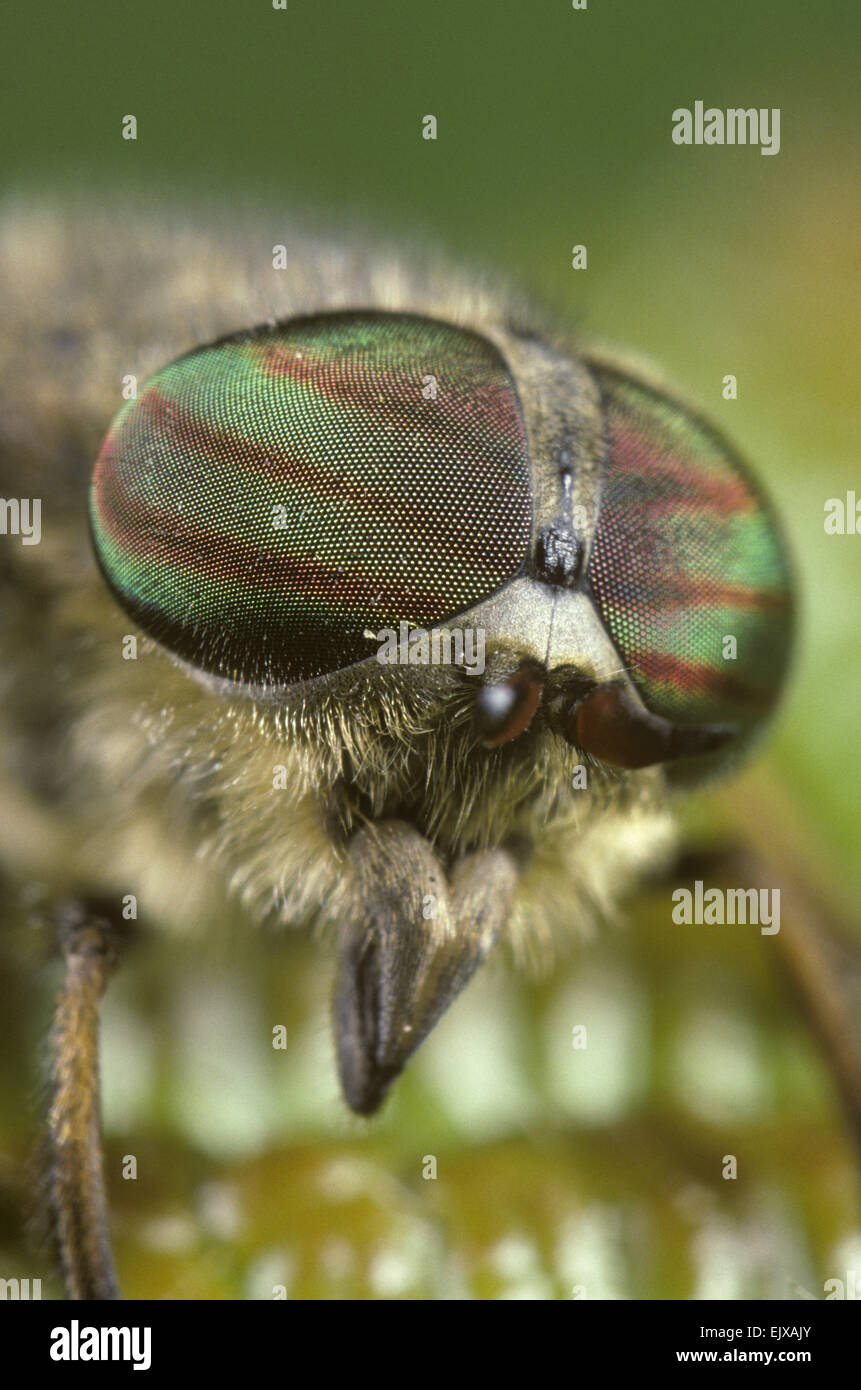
<box><xmin>89</xmin><ymin>312</ymin><xmax>532</xmax><ymax>686</ymax></box>
<box><xmin>584</xmin><ymin>368</ymin><xmax>793</xmax><ymax>763</ymax></box>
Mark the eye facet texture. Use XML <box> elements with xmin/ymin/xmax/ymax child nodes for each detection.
<box><xmin>585</xmin><ymin>369</ymin><xmax>793</xmax><ymax>735</ymax></box>
<box><xmin>90</xmin><ymin>312</ymin><xmax>533</xmax><ymax>685</ymax></box>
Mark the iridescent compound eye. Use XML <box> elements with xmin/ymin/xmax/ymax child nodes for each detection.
<box><xmin>89</xmin><ymin>312</ymin><xmax>533</xmax><ymax>686</ymax></box>
<box><xmin>583</xmin><ymin>368</ymin><xmax>794</xmax><ymax>769</ymax></box>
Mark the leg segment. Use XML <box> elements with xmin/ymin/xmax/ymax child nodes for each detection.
<box><xmin>46</xmin><ymin>901</ymin><xmax>122</xmax><ymax>1300</ymax></box>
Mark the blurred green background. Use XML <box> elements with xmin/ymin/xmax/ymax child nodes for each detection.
<box><xmin>1</xmin><ymin>0</ymin><xmax>860</xmax><ymax>1298</ymax></box>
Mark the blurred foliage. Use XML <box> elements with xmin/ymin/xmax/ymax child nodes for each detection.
<box><xmin>2</xmin><ymin>880</ymin><xmax>859</xmax><ymax>1299</ymax></box>
<box><xmin>2</xmin><ymin>0</ymin><xmax>861</xmax><ymax>1298</ymax></box>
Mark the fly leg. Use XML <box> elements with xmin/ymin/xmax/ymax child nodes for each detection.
<box><xmin>45</xmin><ymin>899</ymin><xmax>122</xmax><ymax>1300</ymax></box>
<box><xmin>674</xmin><ymin>842</ymin><xmax>861</xmax><ymax>1166</ymax></box>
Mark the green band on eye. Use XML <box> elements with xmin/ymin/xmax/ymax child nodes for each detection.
<box><xmin>89</xmin><ymin>312</ymin><xmax>533</xmax><ymax>685</ymax></box>
<box><xmin>585</xmin><ymin>370</ymin><xmax>793</xmax><ymax>734</ymax></box>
